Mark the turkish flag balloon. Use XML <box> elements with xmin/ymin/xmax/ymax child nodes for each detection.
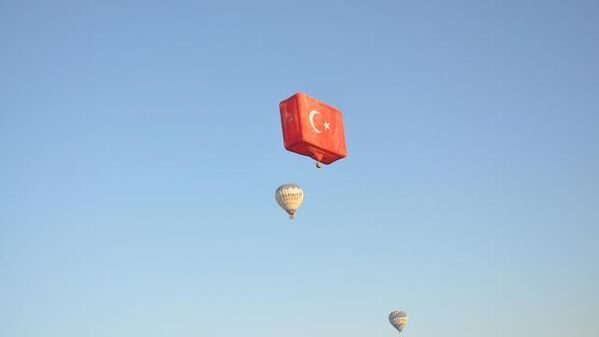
<box><xmin>279</xmin><ymin>92</ymin><xmax>348</xmax><ymax>166</ymax></box>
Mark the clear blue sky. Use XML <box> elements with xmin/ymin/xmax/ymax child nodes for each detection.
<box><xmin>1</xmin><ymin>1</ymin><xmax>598</xmax><ymax>336</ymax></box>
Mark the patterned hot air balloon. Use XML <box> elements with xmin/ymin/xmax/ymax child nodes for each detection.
<box><xmin>389</xmin><ymin>310</ymin><xmax>408</xmax><ymax>334</ymax></box>
<box><xmin>275</xmin><ymin>184</ymin><xmax>304</xmax><ymax>220</ymax></box>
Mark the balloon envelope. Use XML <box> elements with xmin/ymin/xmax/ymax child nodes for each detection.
<box><xmin>389</xmin><ymin>310</ymin><xmax>408</xmax><ymax>333</ymax></box>
<box><xmin>279</xmin><ymin>92</ymin><xmax>347</xmax><ymax>166</ymax></box>
<box><xmin>275</xmin><ymin>184</ymin><xmax>304</xmax><ymax>219</ymax></box>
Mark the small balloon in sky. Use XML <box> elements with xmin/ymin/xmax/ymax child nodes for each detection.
<box><xmin>275</xmin><ymin>183</ymin><xmax>304</xmax><ymax>220</ymax></box>
<box><xmin>389</xmin><ymin>310</ymin><xmax>408</xmax><ymax>333</ymax></box>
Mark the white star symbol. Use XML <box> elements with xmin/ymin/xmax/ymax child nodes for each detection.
<box><xmin>323</xmin><ymin>121</ymin><xmax>330</xmax><ymax>130</ymax></box>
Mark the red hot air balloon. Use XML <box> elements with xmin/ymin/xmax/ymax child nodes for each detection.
<box><xmin>279</xmin><ymin>92</ymin><xmax>348</xmax><ymax>167</ymax></box>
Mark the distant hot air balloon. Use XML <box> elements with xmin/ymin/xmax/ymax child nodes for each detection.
<box><xmin>279</xmin><ymin>92</ymin><xmax>347</xmax><ymax>168</ymax></box>
<box><xmin>275</xmin><ymin>184</ymin><xmax>304</xmax><ymax>220</ymax></box>
<box><xmin>389</xmin><ymin>310</ymin><xmax>408</xmax><ymax>334</ymax></box>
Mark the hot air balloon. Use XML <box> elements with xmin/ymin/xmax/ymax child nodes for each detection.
<box><xmin>279</xmin><ymin>92</ymin><xmax>347</xmax><ymax>168</ymax></box>
<box><xmin>275</xmin><ymin>184</ymin><xmax>304</xmax><ymax>220</ymax></box>
<box><xmin>389</xmin><ymin>310</ymin><xmax>408</xmax><ymax>334</ymax></box>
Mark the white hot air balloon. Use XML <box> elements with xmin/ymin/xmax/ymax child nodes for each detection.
<box><xmin>389</xmin><ymin>310</ymin><xmax>408</xmax><ymax>334</ymax></box>
<box><xmin>275</xmin><ymin>183</ymin><xmax>304</xmax><ymax>220</ymax></box>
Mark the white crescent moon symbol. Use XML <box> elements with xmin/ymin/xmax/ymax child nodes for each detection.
<box><xmin>308</xmin><ymin>110</ymin><xmax>322</xmax><ymax>134</ymax></box>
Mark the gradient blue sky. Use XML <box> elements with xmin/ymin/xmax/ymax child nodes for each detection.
<box><xmin>1</xmin><ymin>1</ymin><xmax>598</xmax><ymax>336</ymax></box>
